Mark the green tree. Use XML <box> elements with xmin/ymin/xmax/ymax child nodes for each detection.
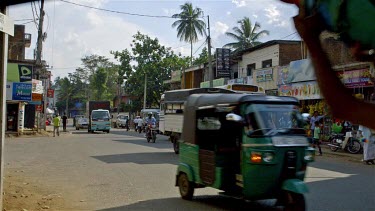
<box><xmin>193</xmin><ymin>46</ymin><xmax>209</xmax><ymax>65</ymax></box>
<box><xmin>172</xmin><ymin>2</ymin><xmax>206</xmax><ymax>65</ymax></box>
<box><xmin>54</xmin><ymin>76</ymin><xmax>74</xmax><ymax>114</ymax></box>
<box><xmin>224</xmin><ymin>17</ymin><xmax>269</xmax><ymax>53</ymax></box>
<box><xmin>91</xmin><ymin>67</ymin><xmax>109</xmax><ymax>100</ymax></box>
<box><xmin>122</xmin><ymin>32</ymin><xmax>189</xmax><ymax>112</ymax></box>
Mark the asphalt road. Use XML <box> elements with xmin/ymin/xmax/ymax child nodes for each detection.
<box><xmin>4</xmin><ymin>126</ymin><xmax>375</xmax><ymax>211</ymax></box>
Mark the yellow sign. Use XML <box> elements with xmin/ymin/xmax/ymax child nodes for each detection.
<box><xmin>32</xmin><ymin>93</ymin><xmax>42</xmax><ymax>102</ymax></box>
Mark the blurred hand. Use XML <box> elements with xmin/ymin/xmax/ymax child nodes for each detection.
<box><xmin>293</xmin><ymin>14</ymin><xmax>325</xmax><ymax>43</ymax></box>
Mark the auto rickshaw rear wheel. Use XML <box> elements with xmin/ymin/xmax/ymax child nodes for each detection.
<box><xmin>178</xmin><ymin>173</ymin><xmax>194</xmax><ymax>200</ymax></box>
<box><xmin>282</xmin><ymin>191</ymin><xmax>305</xmax><ymax>211</ymax></box>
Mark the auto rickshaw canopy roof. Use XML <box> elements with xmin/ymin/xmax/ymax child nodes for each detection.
<box><xmin>182</xmin><ymin>93</ymin><xmax>299</xmax><ymax>145</ymax></box>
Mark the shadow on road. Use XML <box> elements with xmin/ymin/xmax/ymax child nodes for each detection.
<box><xmin>112</xmin><ymin>138</ymin><xmax>172</xmax><ymax>150</ymax></box>
<box><xmin>98</xmin><ymin>196</ymin><xmax>278</xmax><ymax>211</ymax></box>
<box><xmin>92</xmin><ymin>151</ymin><xmax>178</xmax><ymax>165</ymax></box>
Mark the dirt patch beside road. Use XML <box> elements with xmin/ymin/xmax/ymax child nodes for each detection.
<box><xmin>4</xmin><ymin>169</ymin><xmax>90</xmax><ymax>211</ymax></box>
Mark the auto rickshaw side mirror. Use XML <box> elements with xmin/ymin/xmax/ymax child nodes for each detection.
<box><xmin>226</xmin><ymin>113</ymin><xmax>243</xmax><ymax>123</ymax></box>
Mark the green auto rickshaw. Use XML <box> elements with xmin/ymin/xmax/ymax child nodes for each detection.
<box><xmin>176</xmin><ymin>93</ymin><xmax>314</xmax><ymax>210</ymax></box>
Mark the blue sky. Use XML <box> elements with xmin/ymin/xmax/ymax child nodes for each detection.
<box><xmin>8</xmin><ymin>0</ymin><xmax>299</xmax><ymax>80</ymax></box>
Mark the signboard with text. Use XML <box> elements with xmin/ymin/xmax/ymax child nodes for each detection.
<box><xmin>256</xmin><ymin>69</ymin><xmax>273</xmax><ymax>82</ymax></box>
<box><xmin>47</xmin><ymin>89</ymin><xmax>54</xmax><ymax>98</ymax></box>
<box><xmin>0</xmin><ymin>12</ymin><xmax>14</xmax><ymax>36</ymax></box>
<box><xmin>337</xmin><ymin>69</ymin><xmax>373</xmax><ymax>88</ymax></box>
<box><xmin>278</xmin><ymin>81</ymin><xmax>322</xmax><ymax>100</ymax></box>
<box><xmin>7</xmin><ymin>63</ymin><xmax>33</xmax><ymax>83</ymax></box>
<box><xmin>215</xmin><ymin>48</ymin><xmax>231</xmax><ymax>78</ymax></box>
<box><xmin>12</xmin><ymin>82</ymin><xmax>32</xmax><ymax>101</ymax></box>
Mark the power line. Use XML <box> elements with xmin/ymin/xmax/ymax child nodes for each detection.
<box><xmin>193</xmin><ymin>39</ymin><xmax>207</xmax><ymax>56</ymax></box>
<box><xmin>59</xmin><ymin>0</ymin><xmax>176</xmax><ymax>19</ymax></box>
<box><xmin>279</xmin><ymin>32</ymin><xmax>298</xmax><ymax>40</ymax></box>
<box><xmin>30</xmin><ymin>2</ymin><xmax>39</xmax><ymax>30</ymax></box>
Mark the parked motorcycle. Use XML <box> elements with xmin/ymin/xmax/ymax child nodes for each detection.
<box><xmin>146</xmin><ymin>123</ymin><xmax>157</xmax><ymax>143</ymax></box>
<box><xmin>327</xmin><ymin>132</ymin><xmax>362</xmax><ymax>154</ymax></box>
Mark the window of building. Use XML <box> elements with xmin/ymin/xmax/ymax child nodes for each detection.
<box><xmin>262</xmin><ymin>59</ymin><xmax>272</xmax><ymax>68</ymax></box>
<box><xmin>234</xmin><ymin>72</ymin><xmax>238</xmax><ymax>79</ymax></box>
<box><xmin>247</xmin><ymin>63</ymin><xmax>256</xmax><ymax>76</ymax></box>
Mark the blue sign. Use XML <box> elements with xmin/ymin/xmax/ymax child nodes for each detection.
<box><xmin>12</xmin><ymin>82</ymin><xmax>32</xmax><ymax>101</ymax></box>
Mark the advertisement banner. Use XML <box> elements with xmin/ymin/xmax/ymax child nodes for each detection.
<box><xmin>337</xmin><ymin>69</ymin><xmax>373</xmax><ymax>88</ymax></box>
<box><xmin>6</xmin><ymin>82</ymin><xmax>13</xmax><ymax>101</ymax></box>
<box><xmin>216</xmin><ymin>48</ymin><xmax>231</xmax><ymax>78</ymax></box>
<box><xmin>32</xmin><ymin>79</ymin><xmax>43</xmax><ymax>94</ymax></box>
<box><xmin>7</xmin><ymin>63</ymin><xmax>33</xmax><ymax>83</ymax></box>
<box><xmin>12</xmin><ymin>82</ymin><xmax>32</xmax><ymax>101</ymax></box>
<box><xmin>47</xmin><ymin>89</ymin><xmax>54</xmax><ymax>98</ymax></box>
<box><xmin>256</xmin><ymin>69</ymin><xmax>273</xmax><ymax>82</ymax></box>
<box><xmin>278</xmin><ymin>59</ymin><xmax>316</xmax><ymax>85</ymax></box>
<box><xmin>36</xmin><ymin>105</ymin><xmax>43</xmax><ymax>112</ymax></box>
<box><xmin>278</xmin><ymin>81</ymin><xmax>322</xmax><ymax>100</ymax></box>
<box><xmin>32</xmin><ymin>93</ymin><xmax>43</xmax><ymax>102</ymax></box>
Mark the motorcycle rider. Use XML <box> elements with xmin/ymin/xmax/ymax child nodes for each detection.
<box><xmin>145</xmin><ymin>112</ymin><xmax>156</xmax><ymax>137</ymax></box>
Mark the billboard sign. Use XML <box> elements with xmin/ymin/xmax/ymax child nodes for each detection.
<box><xmin>256</xmin><ymin>69</ymin><xmax>273</xmax><ymax>82</ymax></box>
<box><xmin>7</xmin><ymin>63</ymin><xmax>33</xmax><ymax>83</ymax></box>
<box><xmin>47</xmin><ymin>89</ymin><xmax>54</xmax><ymax>98</ymax></box>
<box><xmin>216</xmin><ymin>48</ymin><xmax>231</xmax><ymax>78</ymax></box>
<box><xmin>12</xmin><ymin>82</ymin><xmax>32</xmax><ymax>101</ymax></box>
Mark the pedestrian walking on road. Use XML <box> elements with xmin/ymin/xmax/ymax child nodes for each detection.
<box><xmin>310</xmin><ymin>111</ymin><xmax>325</xmax><ymax>137</ymax></box>
<box><xmin>359</xmin><ymin>125</ymin><xmax>375</xmax><ymax>165</ymax></box>
<box><xmin>313</xmin><ymin>121</ymin><xmax>322</xmax><ymax>156</ymax></box>
<box><xmin>62</xmin><ymin>113</ymin><xmax>68</xmax><ymax>132</ymax></box>
<box><xmin>53</xmin><ymin>114</ymin><xmax>61</xmax><ymax>137</ymax></box>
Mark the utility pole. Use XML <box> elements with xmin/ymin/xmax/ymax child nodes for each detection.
<box><xmin>35</xmin><ymin>0</ymin><xmax>46</xmax><ymax>128</ymax></box>
<box><xmin>143</xmin><ymin>72</ymin><xmax>147</xmax><ymax>112</ymax></box>
<box><xmin>0</xmin><ymin>6</ymin><xmax>9</xmax><ymax>210</ymax></box>
<box><xmin>207</xmin><ymin>15</ymin><xmax>214</xmax><ymax>88</ymax></box>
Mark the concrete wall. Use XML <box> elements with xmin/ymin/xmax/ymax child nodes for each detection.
<box><xmin>238</xmin><ymin>44</ymin><xmax>280</xmax><ymax>78</ymax></box>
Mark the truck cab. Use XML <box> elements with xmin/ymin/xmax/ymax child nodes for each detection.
<box><xmin>89</xmin><ymin>109</ymin><xmax>111</xmax><ymax>133</ymax></box>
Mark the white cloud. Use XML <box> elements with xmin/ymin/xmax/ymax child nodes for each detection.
<box><xmin>265</xmin><ymin>5</ymin><xmax>281</xmax><ymax>24</ymax></box>
<box><xmin>232</xmin><ymin>0</ymin><xmax>246</xmax><ymax>8</ymax></box>
<box><xmin>9</xmin><ymin>1</ymin><xmax>144</xmax><ymax>80</ymax></box>
<box><xmin>253</xmin><ymin>14</ymin><xmax>258</xmax><ymax>19</ymax></box>
<box><xmin>214</xmin><ymin>21</ymin><xmax>229</xmax><ymax>35</ymax></box>
<box><xmin>226</xmin><ymin>11</ymin><xmax>231</xmax><ymax>16</ymax></box>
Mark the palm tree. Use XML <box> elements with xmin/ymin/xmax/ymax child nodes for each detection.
<box><xmin>224</xmin><ymin>17</ymin><xmax>269</xmax><ymax>53</ymax></box>
<box><xmin>172</xmin><ymin>2</ymin><xmax>206</xmax><ymax>64</ymax></box>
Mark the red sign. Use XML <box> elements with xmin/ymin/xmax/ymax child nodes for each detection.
<box><xmin>47</xmin><ymin>89</ymin><xmax>54</xmax><ymax>98</ymax></box>
<box><xmin>36</xmin><ymin>105</ymin><xmax>43</xmax><ymax>111</ymax></box>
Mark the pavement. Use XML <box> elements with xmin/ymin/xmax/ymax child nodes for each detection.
<box><xmin>4</xmin><ymin>126</ymin><xmax>375</xmax><ymax>210</ymax></box>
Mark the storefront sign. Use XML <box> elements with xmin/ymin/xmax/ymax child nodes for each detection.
<box><xmin>256</xmin><ymin>69</ymin><xmax>273</xmax><ymax>82</ymax></box>
<box><xmin>0</xmin><ymin>12</ymin><xmax>14</xmax><ymax>36</ymax></box>
<box><xmin>337</xmin><ymin>69</ymin><xmax>373</xmax><ymax>88</ymax></box>
<box><xmin>278</xmin><ymin>81</ymin><xmax>322</xmax><ymax>100</ymax></box>
<box><xmin>36</xmin><ymin>105</ymin><xmax>43</xmax><ymax>112</ymax></box>
<box><xmin>12</xmin><ymin>82</ymin><xmax>32</xmax><ymax>101</ymax></box>
<box><xmin>6</xmin><ymin>82</ymin><xmax>12</xmax><ymax>101</ymax></box>
<box><xmin>32</xmin><ymin>79</ymin><xmax>43</xmax><ymax>94</ymax></box>
<box><xmin>7</xmin><ymin>63</ymin><xmax>33</xmax><ymax>83</ymax></box>
<box><xmin>47</xmin><ymin>89</ymin><xmax>54</xmax><ymax>98</ymax></box>
<box><xmin>216</xmin><ymin>48</ymin><xmax>231</xmax><ymax>78</ymax></box>
<box><xmin>228</xmin><ymin>76</ymin><xmax>254</xmax><ymax>85</ymax></box>
<box><xmin>278</xmin><ymin>59</ymin><xmax>316</xmax><ymax>85</ymax></box>
<box><xmin>32</xmin><ymin>93</ymin><xmax>42</xmax><ymax>102</ymax></box>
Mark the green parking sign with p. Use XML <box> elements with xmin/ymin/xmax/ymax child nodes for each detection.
<box><xmin>7</xmin><ymin>63</ymin><xmax>33</xmax><ymax>82</ymax></box>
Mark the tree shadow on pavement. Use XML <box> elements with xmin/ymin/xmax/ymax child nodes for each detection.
<box><xmin>92</xmin><ymin>152</ymin><xmax>178</xmax><ymax>165</ymax></box>
<box><xmin>97</xmin><ymin>196</ymin><xmax>279</xmax><ymax>211</ymax></box>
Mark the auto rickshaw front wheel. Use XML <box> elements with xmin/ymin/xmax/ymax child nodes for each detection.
<box><xmin>281</xmin><ymin>191</ymin><xmax>305</xmax><ymax>211</ymax></box>
<box><xmin>178</xmin><ymin>173</ymin><xmax>194</xmax><ymax>200</ymax></box>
